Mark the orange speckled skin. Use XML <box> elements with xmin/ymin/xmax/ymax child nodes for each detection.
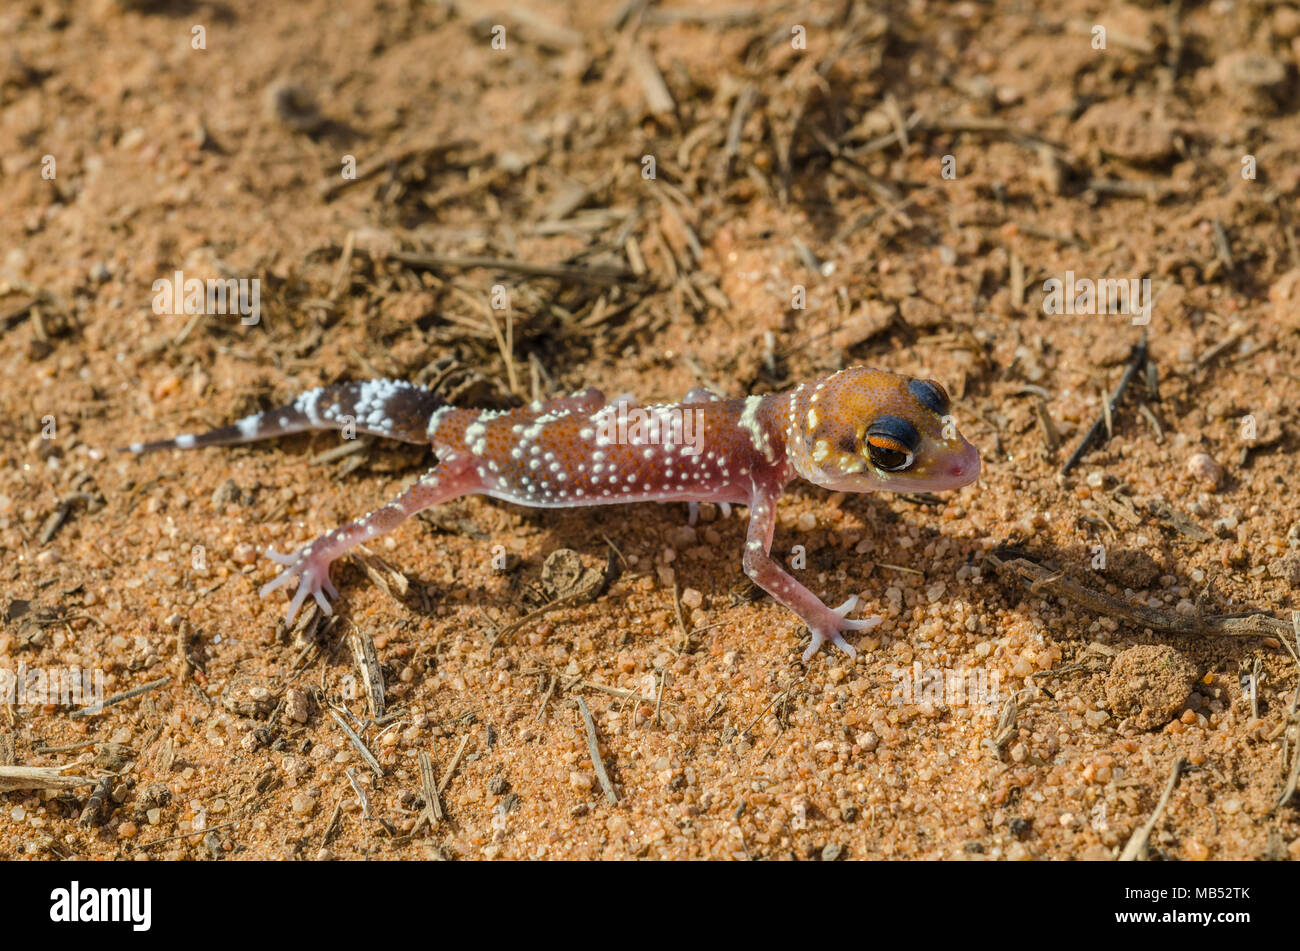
<box><xmin>133</xmin><ymin>367</ymin><xmax>980</xmax><ymax>660</ymax></box>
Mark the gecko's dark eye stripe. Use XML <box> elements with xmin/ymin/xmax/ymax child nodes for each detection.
<box><xmin>866</xmin><ymin>415</ymin><xmax>920</xmax><ymax>453</ymax></box>
<box><xmin>908</xmin><ymin>378</ymin><xmax>950</xmax><ymax>416</ymax></box>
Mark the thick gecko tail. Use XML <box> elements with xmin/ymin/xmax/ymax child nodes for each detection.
<box><xmin>122</xmin><ymin>379</ymin><xmax>449</xmax><ymax>454</ymax></box>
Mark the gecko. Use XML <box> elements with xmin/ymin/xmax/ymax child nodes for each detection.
<box><xmin>127</xmin><ymin>367</ymin><xmax>980</xmax><ymax>661</ymax></box>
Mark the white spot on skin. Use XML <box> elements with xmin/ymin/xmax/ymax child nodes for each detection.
<box><xmin>175</xmin><ymin>434</ymin><xmax>196</xmax><ymax>449</ymax></box>
<box><xmin>738</xmin><ymin>395</ymin><xmax>775</xmax><ymax>462</ymax></box>
<box><xmin>427</xmin><ymin>405</ymin><xmax>454</xmax><ymax>438</ymax></box>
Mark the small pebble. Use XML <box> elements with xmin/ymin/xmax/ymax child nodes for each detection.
<box><xmin>1186</xmin><ymin>453</ymin><xmax>1223</xmax><ymax>489</ymax></box>
<box><xmin>285</xmin><ymin>688</ymin><xmax>310</xmax><ymax>724</ymax></box>
<box><xmin>266</xmin><ymin>80</ymin><xmax>324</xmax><ymax>133</ymax></box>
<box><xmin>1084</xmin><ymin>709</ymin><xmax>1109</xmax><ymax>728</ymax></box>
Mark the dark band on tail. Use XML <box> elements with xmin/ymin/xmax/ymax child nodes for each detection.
<box><xmin>125</xmin><ymin>379</ymin><xmax>448</xmax><ymax>454</ymax></box>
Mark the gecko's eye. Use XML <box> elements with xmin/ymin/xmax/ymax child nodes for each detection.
<box><xmin>865</xmin><ymin>416</ymin><xmax>919</xmax><ymax>472</ymax></box>
<box><xmin>908</xmin><ymin>378</ymin><xmax>950</xmax><ymax>417</ymax></box>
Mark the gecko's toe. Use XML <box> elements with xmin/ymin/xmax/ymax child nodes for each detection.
<box><xmin>260</xmin><ymin>570</ymin><xmax>294</xmax><ymax>596</ymax></box>
<box><xmin>687</xmin><ymin>502</ymin><xmax>700</xmax><ymax>526</ymax></box>
<box><xmin>830</xmin><ymin>596</ymin><xmax>881</xmax><ymax>630</ymax></box>
<box><xmin>831</xmin><ymin>595</ymin><xmax>860</xmax><ymax>616</ymax></box>
<box><xmin>285</xmin><ymin>583</ymin><xmax>311</xmax><ymax>625</ymax></box>
<box><xmin>719</xmin><ymin>502</ymin><xmax>732</xmax><ymax>518</ymax></box>
<box><xmin>840</xmin><ymin>615</ymin><xmax>882</xmax><ymax>631</ymax></box>
<box><xmin>801</xmin><ymin>632</ymin><xmax>826</xmax><ymax>663</ymax></box>
<box><xmin>828</xmin><ymin>629</ymin><xmax>859</xmax><ymax>658</ymax></box>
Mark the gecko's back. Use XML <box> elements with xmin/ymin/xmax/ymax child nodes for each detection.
<box><xmin>428</xmin><ymin>392</ymin><xmax>794</xmax><ymax>510</ymax></box>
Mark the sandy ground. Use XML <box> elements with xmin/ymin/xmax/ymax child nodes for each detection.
<box><xmin>2</xmin><ymin>0</ymin><xmax>1300</xmax><ymax>860</ymax></box>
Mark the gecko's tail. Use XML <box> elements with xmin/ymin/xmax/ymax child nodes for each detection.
<box><xmin>122</xmin><ymin>379</ymin><xmax>449</xmax><ymax>454</ymax></box>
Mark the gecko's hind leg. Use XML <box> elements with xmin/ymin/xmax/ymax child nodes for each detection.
<box><xmin>683</xmin><ymin>386</ymin><xmax>724</xmax><ymax>403</ymax></box>
<box><xmin>686</xmin><ymin>500</ymin><xmax>733</xmax><ymax>526</ymax></box>
<box><xmin>262</xmin><ymin>455</ymin><xmax>479</xmax><ymax>624</ymax></box>
<box><xmin>539</xmin><ymin>386</ymin><xmax>606</xmax><ymax>413</ymax></box>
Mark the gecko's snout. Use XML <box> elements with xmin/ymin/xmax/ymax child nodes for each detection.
<box><xmin>945</xmin><ymin>439</ymin><xmax>981</xmax><ymax>485</ymax></box>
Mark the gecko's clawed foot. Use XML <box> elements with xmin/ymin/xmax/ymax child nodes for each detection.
<box><xmin>260</xmin><ymin>545</ymin><xmax>339</xmax><ymax>625</ymax></box>
<box><xmin>686</xmin><ymin>501</ymin><xmax>733</xmax><ymax>526</ymax></box>
<box><xmin>802</xmin><ymin>595</ymin><xmax>882</xmax><ymax>662</ymax></box>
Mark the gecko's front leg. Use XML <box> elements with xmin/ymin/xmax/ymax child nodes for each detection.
<box><xmin>262</xmin><ymin>455</ymin><xmax>480</xmax><ymax>623</ymax></box>
<box><xmin>741</xmin><ymin>479</ymin><xmax>881</xmax><ymax>662</ymax></box>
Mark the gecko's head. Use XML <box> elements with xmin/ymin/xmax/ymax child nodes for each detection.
<box><xmin>787</xmin><ymin>367</ymin><xmax>980</xmax><ymax>494</ymax></box>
